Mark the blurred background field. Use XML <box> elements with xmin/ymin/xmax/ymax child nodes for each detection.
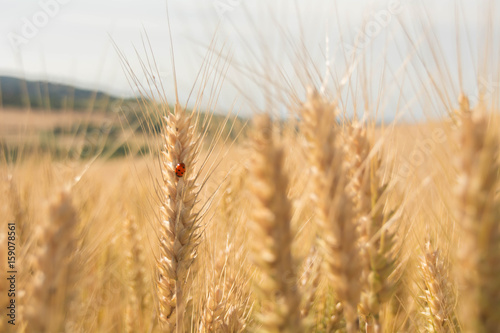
<box><xmin>0</xmin><ymin>75</ymin><xmax>247</xmax><ymax>162</ymax></box>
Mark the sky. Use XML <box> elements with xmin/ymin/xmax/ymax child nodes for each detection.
<box><xmin>0</xmin><ymin>0</ymin><xmax>499</xmax><ymax>120</ymax></box>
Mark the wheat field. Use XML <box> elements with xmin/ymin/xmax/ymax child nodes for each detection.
<box><xmin>1</xmin><ymin>3</ymin><xmax>500</xmax><ymax>333</ymax></box>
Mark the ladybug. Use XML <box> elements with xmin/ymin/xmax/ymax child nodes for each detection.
<box><xmin>175</xmin><ymin>163</ymin><xmax>186</xmax><ymax>177</ymax></box>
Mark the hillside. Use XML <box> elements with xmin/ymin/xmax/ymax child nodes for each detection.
<box><xmin>0</xmin><ymin>76</ymin><xmax>120</xmax><ymax>111</ymax></box>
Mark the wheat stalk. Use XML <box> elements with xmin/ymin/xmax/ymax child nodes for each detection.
<box><xmin>217</xmin><ymin>242</ymin><xmax>251</xmax><ymax>332</ymax></box>
<box><xmin>200</xmin><ymin>287</ymin><xmax>226</xmax><ymax>332</ymax></box>
<box><xmin>455</xmin><ymin>94</ymin><xmax>500</xmax><ymax>332</ymax></box>
<box><xmin>201</xmin><ymin>240</ymin><xmax>249</xmax><ymax>333</ymax></box>
<box><xmin>299</xmin><ymin>246</ymin><xmax>321</xmax><ymax>320</ymax></box>
<box><xmin>347</xmin><ymin>123</ymin><xmax>400</xmax><ymax>332</ymax></box>
<box><xmin>124</xmin><ymin>214</ymin><xmax>149</xmax><ymax>333</ymax></box>
<box><xmin>157</xmin><ymin>102</ymin><xmax>202</xmax><ymax>332</ymax></box>
<box><xmin>300</xmin><ymin>88</ymin><xmax>362</xmax><ymax>332</ymax></box>
<box><xmin>24</xmin><ymin>189</ymin><xmax>78</xmax><ymax>333</ymax></box>
<box><xmin>419</xmin><ymin>240</ymin><xmax>456</xmax><ymax>333</ymax></box>
<box><xmin>248</xmin><ymin>114</ymin><xmax>303</xmax><ymax>332</ymax></box>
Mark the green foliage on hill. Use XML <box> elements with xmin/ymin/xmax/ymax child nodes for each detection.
<box><xmin>0</xmin><ymin>76</ymin><xmax>125</xmax><ymax>111</ymax></box>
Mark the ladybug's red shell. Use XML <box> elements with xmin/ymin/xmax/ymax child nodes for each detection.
<box><xmin>175</xmin><ymin>163</ymin><xmax>186</xmax><ymax>177</ymax></box>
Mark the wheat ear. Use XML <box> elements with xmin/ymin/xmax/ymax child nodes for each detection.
<box><xmin>217</xmin><ymin>242</ymin><xmax>250</xmax><ymax>332</ymax></box>
<box><xmin>24</xmin><ymin>189</ymin><xmax>78</xmax><ymax>333</ymax></box>
<box><xmin>201</xmin><ymin>242</ymin><xmax>242</xmax><ymax>333</ymax></box>
<box><xmin>300</xmin><ymin>88</ymin><xmax>362</xmax><ymax>332</ymax></box>
<box><xmin>455</xmin><ymin>94</ymin><xmax>500</xmax><ymax>332</ymax></box>
<box><xmin>157</xmin><ymin>102</ymin><xmax>202</xmax><ymax>332</ymax></box>
<box><xmin>299</xmin><ymin>246</ymin><xmax>321</xmax><ymax>320</ymax></box>
<box><xmin>248</xmin><ymin>114</ymin><xmax>303</xmax><ymax>332</ymax></box>
<box><xmin>419</xmin><ymin>240</ymin><xmax>456</xmax><ymax>333</ymax></box>
<box><xmin>124</xmin><ymin>214</ymin><xmax>148</xmax><ymax>333</ymax></box>
<box><xmin>347</xmin><ymin>124</ymin><xmax>399</xmax><ymax>332</ymax></box>
<box><xmin>200</xmin><ymin>287</ymin><xmax>226</xmax><ymax>332</ymax></box>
